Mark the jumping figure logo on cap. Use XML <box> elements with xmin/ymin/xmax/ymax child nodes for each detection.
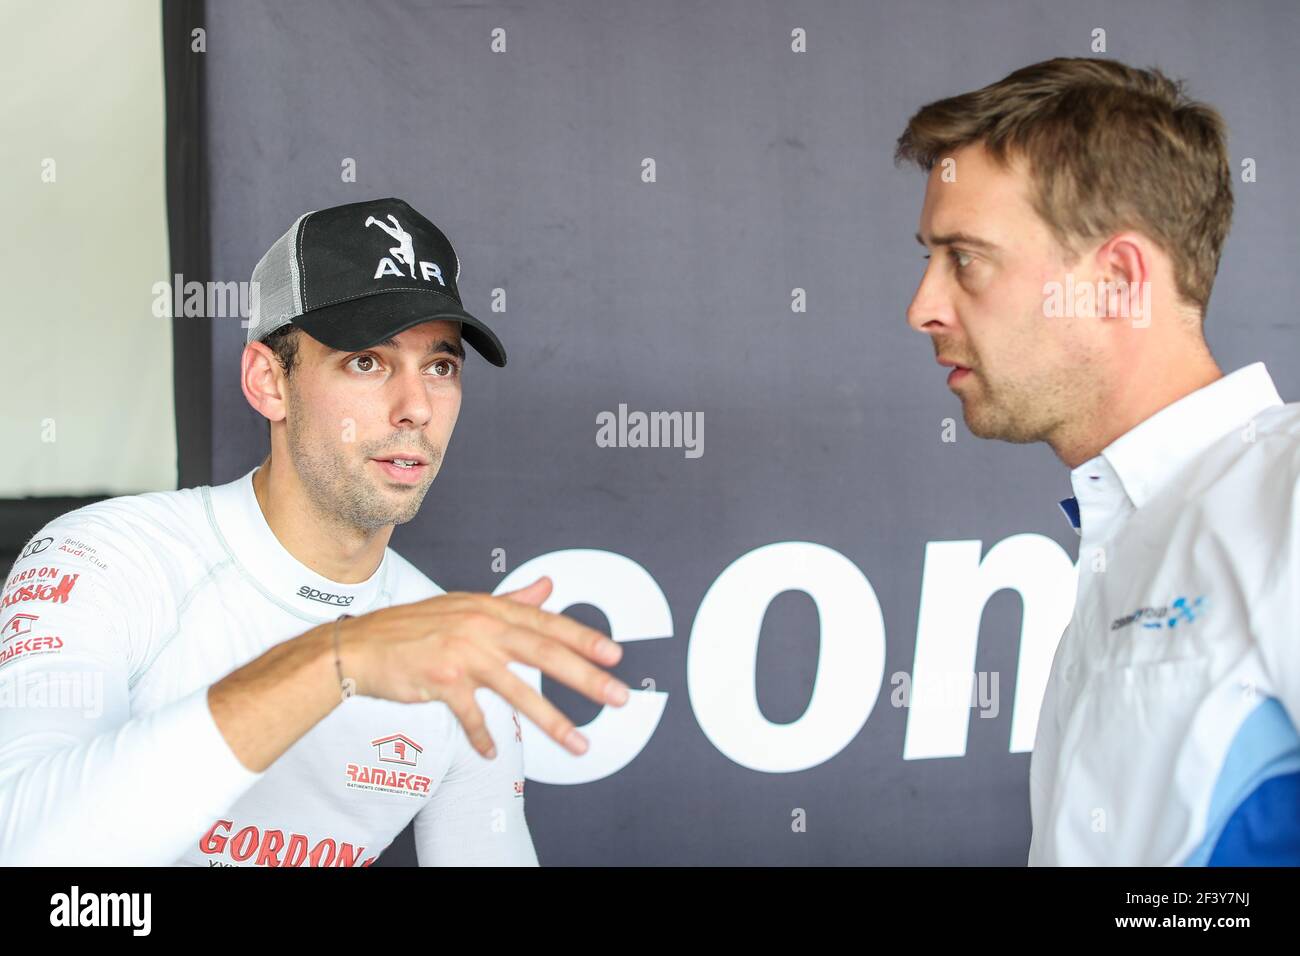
<box><xmin>365</xmin><ymin>213</ymin><xmax>445</xmax><ymax>286</ymax></box>
<box><xmin>246</xmin><ymin>196</ymin><xmax>507</xmax><ymax>366</ymax></box>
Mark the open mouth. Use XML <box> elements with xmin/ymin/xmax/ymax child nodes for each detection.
<box><xmin>371</xmin><ymin>457</ymin><xmax>428</xmax><ymax>484</ymax></box>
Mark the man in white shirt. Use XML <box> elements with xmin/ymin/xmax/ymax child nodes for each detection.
<box><xmin>895</xmin><ymin>58</ymin><xmax>1300</xmax><ymax>864</ymax></box>
<box><xmin>0</xmin><ymin>197</ymin><xmax>630</xmax><ymax>865</ymax></box>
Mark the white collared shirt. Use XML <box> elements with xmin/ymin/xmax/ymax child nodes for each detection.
<box><xmin>1029</xmin><ymin>362</ymin><xmax>1300</xmax><ymax>865</ymax></box>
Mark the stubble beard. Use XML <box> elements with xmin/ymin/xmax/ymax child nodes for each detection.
<box><xmin>287</xmin><ymin>412</ymin><xmax>442</xmax><ymax>534</ymax></box>
<box><xmin>960</xmin><ymin>368</ymin><xmax>1066</xmax><ymax>446</ymax></box>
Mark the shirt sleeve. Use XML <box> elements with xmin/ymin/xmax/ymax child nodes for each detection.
<box><xmin>0</xmin><ymin>511</ymin><xmax>265</xmax><ymax>865</ymax></box>
<box><xmin>413</xmin><ymin>686</ymin><xmax>538</xmax><ymax>866</ymax></box>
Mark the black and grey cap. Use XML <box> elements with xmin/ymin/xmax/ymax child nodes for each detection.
<box><xmin>245</xmin><ymin>197</ymin><xmax>505</xmax><ymax>366</ymax></box>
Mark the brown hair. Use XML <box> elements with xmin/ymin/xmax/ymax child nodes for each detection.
<box><xmin>894</xmin><ymin>57</ymin><xmax>1233</xmax><ymax>314</ymax></box>
<box><xmin>262</xmin><ymin>324</ymin><xmax>302</xmax><ymax>379</ymax></box>
<box><xmin>259</xmin><ymin>325</ymin><xmax>302</xmax><ymax>441</ymax></box>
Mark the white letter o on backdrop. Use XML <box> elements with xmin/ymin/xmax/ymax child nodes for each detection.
<box><xmin>687</xmin><ymin>541</ymin><xmax>886</xmax><ymax>773</ymax></box>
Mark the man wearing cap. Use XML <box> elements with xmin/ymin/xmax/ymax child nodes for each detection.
<box><xmin>0</xmin><ymin>197</ymin><xmax>628</xmax><ymax>866</ymax></box>
<box><xmin>897</xmin><ymin>58</ymin><xmax>1300</xmax><ymax>864</ymax></box>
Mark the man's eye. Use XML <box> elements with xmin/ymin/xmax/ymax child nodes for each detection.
<box><xmin>349</xmin><ymin>354</ymin><xmax>379</xmax><ymax>373</ymax></box>
<box><xmin>920</xmin><ymin>251</ymin><xmax>972</xmax><ymax>269</ymax></box>
<box><xmin>920</xmin><ymin>252</ymin><xmax>972</xmax><ymax>270</ymax></box>
<box><xmin>429</xmin><ymin>359</ymin><xmax>459</xmax><ymax>378</ymax></box>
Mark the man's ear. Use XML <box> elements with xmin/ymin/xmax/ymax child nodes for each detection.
<box><xmin>241</xmin><ymin>342</ymin><xmax>289</xmax><ymax>426</ymax></box>
<box><xmin>1096</xmin><ymin>233</ymin><xmax>1149</xmax><ymax>320</ymax></box>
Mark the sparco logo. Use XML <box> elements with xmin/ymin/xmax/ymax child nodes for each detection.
<box><xmin>297</xmin><ymin>586</ymin><xmax>353</xmax><ymax>607</ymax></box>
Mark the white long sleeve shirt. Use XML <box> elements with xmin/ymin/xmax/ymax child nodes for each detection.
<box><xmin>1029</xmin><ymin>362</ymin><xmax>1300</xmax><ymax>865</ymax></box>
<box><xmin>0</xmin><ymin>465</ymin><xmax>537</xmax><ymax>866</ymax></box>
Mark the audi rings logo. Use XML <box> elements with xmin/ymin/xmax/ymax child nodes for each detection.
<box><xmin>297</xmin><ymin>586</ymin><xmax>354</xmax><ymax>607</ymax></box>
<box><xmin>19</xmin><ymin>537</ymin><xmax>53</xmax><ymax>561</ymax></box>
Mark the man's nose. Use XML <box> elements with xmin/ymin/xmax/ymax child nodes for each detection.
<box><xmin>906</xmin><ymin>263</ymin><xmax>955</xmax><ymax>336</ymax></box>
<box><xmin>389</xmin><ymin>365</ymin><xmax>434</xmax><ymax>428</ymax></box>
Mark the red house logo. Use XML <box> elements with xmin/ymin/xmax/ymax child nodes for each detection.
<box><xmin>1</xmin><ymin>613</ymin><xmax>38</xmax><ymax>643</ymax></box>
<box><xmin>371</xmin><ymin>733</ymin><xmax>422</xmax><ymax>767</ymax></box>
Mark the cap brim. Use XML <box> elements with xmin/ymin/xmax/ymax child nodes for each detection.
<box><xmin>292</xmin><ymin>289</ymin><xmax>506</xmax><ymax>367</ymax></box>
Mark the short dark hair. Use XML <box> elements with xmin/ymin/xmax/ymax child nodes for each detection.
<box><xmin>262</xmin><ymin>325</ymin><xmax>302</xmax><ymax>379</ymax></box>
<box><xmin>259</xmin><ymin>325</ymin><xmax>303</xmax><ymax>442</ymax></box>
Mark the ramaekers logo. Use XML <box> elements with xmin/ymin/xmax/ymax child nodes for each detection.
<box><xmin>345</xmin><ymin>764</ymin><xmax>432</xmax><ymax>797</ymax></box>
<box><xmin>0</xmin><ymin>635</ymin><xmax>63</xmax><ymax>669</ymax></box>
<box><xmin>199</xmin><ymin>819</ymin><xmax>376</xmax><ymax>867</ymax></box>
<box><xmin>373</xmin><ymin>733</ymin><xmax>421</xmax><ymax>766</ymax></box>
<box><xmin>346</xmin><ymin>735</ymin><xmax>430</xmax><ymax>796</ymax></box>
<box><xmin>297</xmin><ymin>586</ymin><xmax>353</xmax><ymax>607</ymax></box>
<box><xmin>2</xmin><ymin>612</ymin><xmax>39</xmax><ymax>643</ymax></box>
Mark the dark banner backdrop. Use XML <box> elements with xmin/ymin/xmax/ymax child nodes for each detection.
<box><xmin>198</xmin><ymin>0</ymin><xmax>1300</xmax><ymax>864</ymax></box>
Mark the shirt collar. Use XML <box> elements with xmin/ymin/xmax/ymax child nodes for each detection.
<box><xmin>1058</xmin><ymin>361</ymin><xmax>1282</xmax><ymax>531</ymax></box>
<box><xmin>203</xmin><ymin>465</ymin><xmax>391</xmax><ymax>622</ymax></box>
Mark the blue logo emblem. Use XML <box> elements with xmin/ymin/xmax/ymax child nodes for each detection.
<box><xmin>1139</xmin><ymin>595</ymin><xmax>1208</xmax><ymax>629</ymax></box>
<box><xmin>1111</xmin><ymin>595</ymin><xmax>1209</xmax><ymax>632</ymax></box>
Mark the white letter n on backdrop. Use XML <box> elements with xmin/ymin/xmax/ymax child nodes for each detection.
<box><xmin>903</xmin><ymin>534</ymin><xmax>1077</xmax><ymax>760</ymax></box>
